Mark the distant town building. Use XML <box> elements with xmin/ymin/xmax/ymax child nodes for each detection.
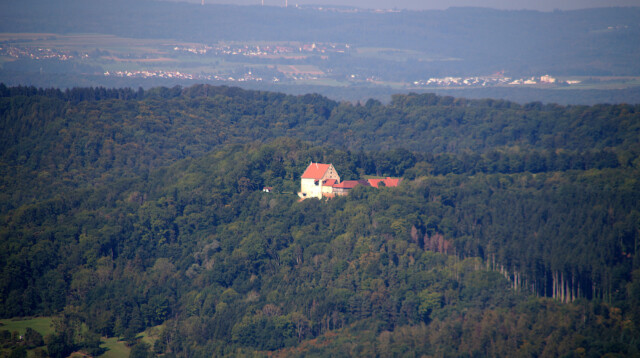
<box><xmin>298</xmin><ymin>162</ymin><xmax>401</xmax><ymax>199</ymax></box>
<box><xmin>540</xmin><ymin>75</ymin><xmax>556</xmax><ymax>83</ymax></box>
<box><xmin>299</xmin><ymin>162</ymin><xmax>340</xmax><ymax>199</ymax></box>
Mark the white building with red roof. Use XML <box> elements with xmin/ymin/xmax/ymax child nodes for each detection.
<box><xmin>298</xmin><ymin>162</ymin><xmax>402</xmax><ymax>199</ymax></box>
<box><xmin>299</xmin><ymin>162</ymin><xmax>340</xmax><ymax>199</ymax></box>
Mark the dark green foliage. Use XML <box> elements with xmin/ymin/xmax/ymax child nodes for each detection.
<box><xmin>45</xmin><ymin>332</ymin><xmax>74</xmax><ymax>358</ymax></box>
<box><xmin>129</xmin><ymin>342</ymin><xmax>152</xmax><ymax>358</ymax></box>
<box><xmin>0</xmin><ymin>84</ymin><xmax>639</xmax><ymax>356</ymax></box>
<box><xmin>0</xmin><ymin>330</ymin><xmax>11</xmax><ymax>347</ymax></box>
<box><xmin>23</xmin><ymin>327</ymin><xmax>43</xmax><ymax>348</ymax></box>
<box><xmin>8</xmin><ymin>346</ymin><xmax>26</xmax><ymax>358</ymax></box>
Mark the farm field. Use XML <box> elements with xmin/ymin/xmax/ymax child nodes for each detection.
<box><xmin>1</xmin><ymin>31</ymin><xmax>639</xmax><ymax>105</ymax></box>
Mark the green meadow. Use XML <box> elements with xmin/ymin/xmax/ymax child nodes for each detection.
<box><xmin>0</xmin><ymin>317</ymin><xmax>54</xmax><ymax>337</ymax></box>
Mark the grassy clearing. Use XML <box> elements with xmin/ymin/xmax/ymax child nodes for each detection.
<box><xmin>99</xmin><ymin>337</ymin><xmax>131</xmax><ymax>358</ymax></box>
<box><xmin>0</xmin><ymin>317</ymin><xmax>54</xmax><ymax>337</ymax></box>
<box><xmin>292</xmin><ymin>78</ymin><xmax>347</xmax><ymax>87</ymax></box>
<box><xmin>0</xmin><ymin>317</ymin><xmax>161</xmax><ymax>357</ymax></box>
<box><xmin>139</xmin><ymin>324</ymin><xmax>163</xmax><ymax>347</ymax></box>
<box><xmin>278</xmin><ymin>64</ymin><xmax>324</xmax><ymax>75</ymax></box>
<box><xmin>353</xmin><ymin>47</ymin><xmax>442</xmax><ymax>62</ymax></box>
<box><xmin>554</xmin><ymin>76</ymin><xmax>640</xmax><ymax>90</ymax></box>
<box><xmin>97</xmin><ymin>325</ymin><xmax>163</xmax><ymax>357</ymax></box>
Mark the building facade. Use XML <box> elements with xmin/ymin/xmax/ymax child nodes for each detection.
<box><xmin>299</xmin><ymin>162</ymin><xmax>402</xmax><ymax>199</ymax></box>
<box><xmin>299</xmin><ymin>162</ymin><xmax>341</xmax><ymax>199</ymax></box>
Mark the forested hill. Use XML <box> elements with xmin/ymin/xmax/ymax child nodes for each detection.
<box><xmin>1</xmin><ymin>84</ymin><xmax>640</xmax><ymax>357</ymax></box>
<box><xmin>2</xmin><ymin>83</ymin><xmax>639</xmax><ymax>156</ymax></box>
<box><xmin>2</xmin><ymin>84</ymin><xmax>638</xmax><ymax>207</ymax></box>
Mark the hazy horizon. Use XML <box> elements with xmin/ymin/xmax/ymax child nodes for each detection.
<box><xmin>170</xmin><ymin>0</ymin><xmax>640</xmax><ymax>11</ymax></box>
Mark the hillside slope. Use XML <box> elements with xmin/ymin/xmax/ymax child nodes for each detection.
<box><xmin>0</xmin><ymin>85</ymin><xmax>639</xmax><ymax>356</ymax></box>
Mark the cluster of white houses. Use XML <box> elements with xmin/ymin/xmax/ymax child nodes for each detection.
<box><xmin>298</xmin><ymin>162</ymin><xmax>401</xmax><ymax>199</ymax></box>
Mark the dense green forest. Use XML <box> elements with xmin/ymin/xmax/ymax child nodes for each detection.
<box><xmin>1</xmin><ymin>84</ymin><xmax>639</xmax><ymax>357</ymax></box>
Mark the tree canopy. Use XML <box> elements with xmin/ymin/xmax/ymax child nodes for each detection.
<box><xmin>0</xmin><ymin>84</ymin><xmax>639</xmax><ymax>356</ymax></box>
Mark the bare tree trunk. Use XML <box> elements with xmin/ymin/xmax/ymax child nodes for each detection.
<box><xmin>560</xmin><ymin>271</ymin><xmax>565</xmax><ymax>303</ymax></box>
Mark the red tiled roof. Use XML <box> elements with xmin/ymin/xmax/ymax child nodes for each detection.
<box><xmin>323</xmin><ymin>179</ymin><xmax>337</xmax><ymax>187</ymax></box>
<box><xmin>334</xmin><ymin>179</ymin><xmax>370</xmax><ymax>189</ymax></box>
<box><xmin>301</xmin><ymin>162</ymin><xmax>331</xmax><ymax>179</ymax></box>
<box><xmin>384</xmin><ymin>178</ymin><xmax>402</xmax><ymax>187</ymax></box>
<box><xmin>368</xmin><ymin>177</ymin><xmax>402</xmax><ymax>188</ymax></box>
<box><xmin>367</xmin><ymin>179</ymin><xmax>385</xmax><ymax>188</ymax></box>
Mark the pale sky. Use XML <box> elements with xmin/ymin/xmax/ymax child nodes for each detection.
<box><xmin>194</xmin><ymin>0</ymin><xmax>640</xmax><ymax>11</ymax></box>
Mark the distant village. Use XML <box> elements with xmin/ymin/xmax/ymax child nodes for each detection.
<box><xmin>104</xmin><ymin>70</ymin><xmax>269</xmax><ymax>83</ymax></box>
<box><xmin>171</xmin><ymin>42</ymin><xmax>350</xmax><ymax>58</ymax></box>
<box><xmin>412</xmin><ymin>74</ymin><xmax>581</xmax><ymax>88</ymax></box>
<box><xmin>103</xmin><ymin>68</ymin><xmax>581</xmax><ymax>88</ymax></box>
<box><xmin>0</xmin><ymin>46</ymin><xmax>88</xmax><ymax>61</ymax></box>
<box><xmin>1</xmin><ymin>44</ymin><xmax>582</xmax><ymax>87</ymax></box>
